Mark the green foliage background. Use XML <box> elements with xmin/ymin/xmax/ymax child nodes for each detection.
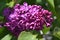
<box><xmin>0</xmin><ymin>0</ymin><xmax>60</xmax><ymax>40</ymax></box>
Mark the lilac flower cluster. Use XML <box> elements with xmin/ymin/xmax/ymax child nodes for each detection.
<box><xmin>3</xmin><ymin>2</ymin><xmax>53</xmax><ymax>36</ymax></box>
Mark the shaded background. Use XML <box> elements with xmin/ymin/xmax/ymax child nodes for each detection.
<box><xmin>0</xmin><ymin>0</ymin><xmax>60</xmax><ymax>40</ymax></box>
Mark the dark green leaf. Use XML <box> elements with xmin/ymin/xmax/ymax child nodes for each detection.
<box><xmin>0</xmin><ymin>27</ymin><xmax>10</xmax><ymax>39</ymax></box>
<box><xmin>0</xmin><ymin>16</ymin><xmax>4</xmax><ymax>21</ymax></box>
<box><xmin>0</xmin><ymin>0</ymin><xmax>11</xmax><ymax>16</ymax></box>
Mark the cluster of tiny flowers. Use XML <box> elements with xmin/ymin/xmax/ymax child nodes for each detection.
<box><xmin>3</xmin><ymin>2</ymin><xmax>53</xmax><ymax>36</ymax></box>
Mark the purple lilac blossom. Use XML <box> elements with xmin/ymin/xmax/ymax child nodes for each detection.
<box><xmin>3</xmin><ymin>2</ymin><xmax>53</xmax><ymax>36</ymax></box>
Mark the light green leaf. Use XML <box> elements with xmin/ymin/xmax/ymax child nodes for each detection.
<box><xmin>36</xmin><ymin>0</ymin><xmax>42</xmax><ymax>3</ymax></box>
<box><xmin>39</xmin><ymin>38</ymin><xmax>44</xmax><ymax>40</ymax></box>
<box><xmin>53</xmin><ymin>32</ymin><xmax>60</xmax><ymax>39</ymax></box>
<box><xmin>42</xmin><ymin>25</ymin><xmax>50</xmax><ymax>34</ymax></box>
<box><xmin>47</xmin><ymin>0</ymin><xmax>55</xmax><ymax>8</ymax></box>
<box><xmin>6</xmin><ymin>1</ymin><xmax>15</xmax><ymax>8</ymax></box>
<box><xmin>53</xmin><ymin>27</ymin><xmax>60</xmax><ymax>39</ymax></box>
<box><xmin>1</xmin><ymin>34</ymin><xmax>12</xmax><ymax>40</ymax></box>
<box><xmin>18</xmin><ymin>31</ymin><xmax>38</xmax><ymax>40</ymax></box>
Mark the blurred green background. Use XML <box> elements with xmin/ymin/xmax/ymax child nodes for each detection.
<box><xmin>0</xmin><ymin>0</ymin><xmax>60</xmax><ymax>40</ymax></box>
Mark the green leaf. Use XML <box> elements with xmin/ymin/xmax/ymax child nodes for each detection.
<box><xmin>54</xmin><ymin>0</ymin><xmax>60</xmax><ymax>27</ymax></box>
<box><xmin>36</xmin><ymin>0</ymin><xmax>42</xmax><ymax>3</ymax></box>
<box><xmin>42</xmin><ymin>25</ymin><xmax>50</xmax><ymax>34</ymax></box>
<box><xmin>16</xmin><ymin>0</ymin><xmax>22</xmax><ymax>3</ymax></box>
<box><xmin>0</xmin><ymin>27</ymin><xmax>10</xmax><ymax>39</ymax></box>
<box><xmin>39</xmin><ymin>38</ymin><xmax>44</xmax><ymax>40</ymax></box>
<box><xmin>46</xmin><ymin>0</ymin><xmax>60</xmax><ymax>33</ymax></box>
<box><xmin>52</xmin><ymin>36</ymin><xmax>60</xmax><ymax>40</ymax></box>
<box><xmin>47</xmin><ymin>0</ymin><xmax>55</xmax><ymax>8</ymax></box>
<box><xmin>53</xmin><ymin>27</ymin><xmax>60</xmax><ymax>39</ymax></box>
<box><xmin>0</xmin><ymin>16</ymin><xmax>4</xmax><ymax>21</ymax></box>
<box><xmin>1</xmin><ymin>34</ymin><xmax>12</xmax><ymax>40</ymax></box>
<box><xmin>36</xmin><ymin>0</ymin><xmax>42</xmax><ymax>4</ymax></box>
<box><xmin>18</xmin><ymin>31</ymin><xmax>38</xmax><ymax>40</ymax></box>
<box><xmin>46</xmin><ymin>0</ymin><xmax>56</xmax><ymax>17</ymax></box>
<box><xmin>46</xmin><ymin>0</ymin><xmax>56</xmax><ymax>14</ymax></box>
<box><xmin>0</xmin><ymin>27</ymin><xmax>5</xmax><ymax>34</ymax></box>
<box><xmin>11</xmin><ymin>36</ymin><xmax>17</xmax><ymax>40</ymax></box>
<box><xmin>6</xmin><ymin>1</ymin><xmax>15</xmax><ymax>8</ymax></box>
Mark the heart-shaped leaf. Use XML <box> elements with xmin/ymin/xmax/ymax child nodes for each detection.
<box><xmin>18</xmin><ymin>31</ymin><xmax>38</xmax><ymax>40</ymax></box>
